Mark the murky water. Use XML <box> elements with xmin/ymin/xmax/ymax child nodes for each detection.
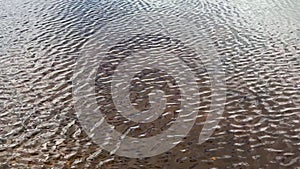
<box><xmin>0</xmin><ymin>0</ymin><xmax>299</xmax><ymax>168</ymax></box>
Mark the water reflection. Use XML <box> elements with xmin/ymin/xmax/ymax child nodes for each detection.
<box><xmin>0</xmin><ymin>0</ymin><xmax>299</xmax><ymax>168</ymax></box>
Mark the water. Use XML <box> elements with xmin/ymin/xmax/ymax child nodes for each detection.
<box><xmin>0</xmin><ymin>0</ymin><xmax>299</xmax><ymax>168</ymax></box>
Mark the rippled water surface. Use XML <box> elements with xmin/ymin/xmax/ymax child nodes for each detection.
<box><xmin>0</xmin><ymin>0</ymin><xmax>299</xmax><ymax>168</ymax></box>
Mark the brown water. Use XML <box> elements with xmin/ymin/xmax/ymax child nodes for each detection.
<box><xmin>0</xmin><ymin>0</ymin><xmax>299</xmax><ymax>168</ymax></box>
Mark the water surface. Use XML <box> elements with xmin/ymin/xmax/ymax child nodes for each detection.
<box><xmin>0</xmin><ymin>0</ymin><xmax>299</xmax><ymax>168</ymax></box>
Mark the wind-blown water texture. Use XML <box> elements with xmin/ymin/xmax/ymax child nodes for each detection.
<box><xmin>0</xmin><ymin>0</ymin><xmax>299</xmax><ymax>168</ymax></box>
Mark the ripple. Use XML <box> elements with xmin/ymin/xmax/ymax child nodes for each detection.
<box><xmin>0</xmin><ymin>0</ymin><xmax>299</xmax><ymax>168</ymax></box>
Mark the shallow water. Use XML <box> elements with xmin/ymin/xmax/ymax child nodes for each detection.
<box><xmin>0</xmin><ymin>0</ymin><xmax>299</xmax><ymax>168</ymax></box>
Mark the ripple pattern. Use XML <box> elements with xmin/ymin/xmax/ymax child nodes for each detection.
<box><xmin>0</xmin><ymin>0</ymin><xmax>299</xmax><ymax>168</ymax></box>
